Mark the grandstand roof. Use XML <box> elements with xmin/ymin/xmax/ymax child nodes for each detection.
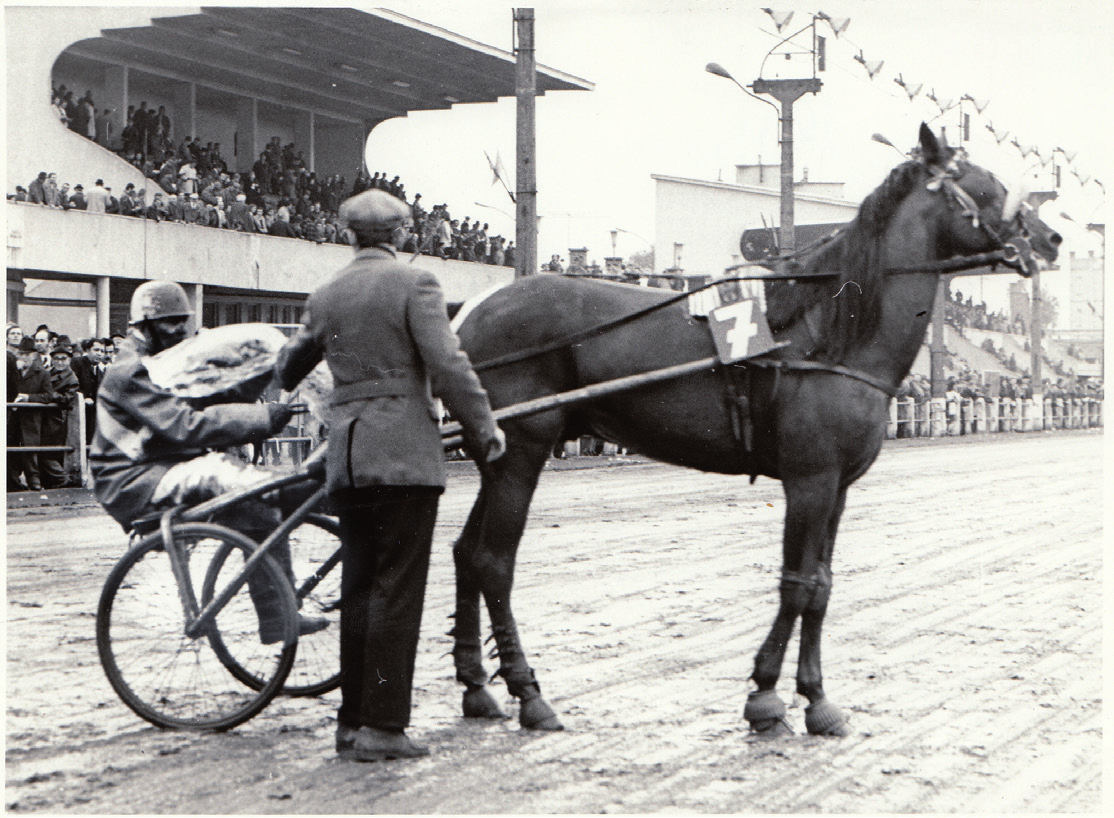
<box><xmin>64</xmin><ymin>7</ymin><xmax>593</xmax><ymax>126</ymax></box>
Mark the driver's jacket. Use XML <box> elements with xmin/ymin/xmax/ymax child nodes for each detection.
<box><xmin>90</xmin><ymin>330</ymin><xmax>274</xmax><ymax>531</ymax></box>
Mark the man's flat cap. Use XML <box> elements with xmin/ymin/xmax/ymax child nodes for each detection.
<box><xmin>338</xmin><ymin>190</ymin><xmax>410</xmax><ymax>232</ymax></box>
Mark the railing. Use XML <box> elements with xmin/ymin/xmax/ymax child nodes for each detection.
<box><xmin>887</xmin><ymin>395</ymin><xmax>1104</xmax><ymax>439</ymax></box>
<box><xmin>6</xmin><ymin>400</ymin><xmax>87</xmax><ymax>487</ymax></box>
<box><xmin>8</xmin><ymin>392</ymin><xmax>1103</xmax><ymax>489</ymax></box>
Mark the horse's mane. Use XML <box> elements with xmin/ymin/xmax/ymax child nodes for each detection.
<box><xmin>764</xmin><ymin>159</ymin><xmax>933</xmax><ymax>362</ymax></box>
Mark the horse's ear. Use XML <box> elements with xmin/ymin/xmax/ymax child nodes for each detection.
<box><xmin>918</xmin><ymin>122</ymin><xmax>944</xmax><ymax>166</ymax></box>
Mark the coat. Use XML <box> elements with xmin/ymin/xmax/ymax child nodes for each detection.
<box><xmin>43</xmin><ymin>365</ymin><xmax>80</xmax><ymax>443</ymax></box>
<box><xmin>90</xmin><ymin>331</ymin><xmax>275</xmax><ymax>531</ymax></box>
<box><xmin>275</xmin><ymin>245</ymin><xmax>498</xmax><ymax>493</ymax></box>
<box><xmin>12</xmin><ymin>357</ymin><xmax>54</xmax><ymax>444</ymax></box>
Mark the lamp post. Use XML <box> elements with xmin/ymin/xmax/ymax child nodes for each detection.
<box><xmin>706</xmin><ymin>10</ymin><xmax>833</xmax><ymax>259</ymax></box>
<box><xmin>750</xmin><ymin>76</ymin><xmax>821</xmax><ymax>256</ymax></box>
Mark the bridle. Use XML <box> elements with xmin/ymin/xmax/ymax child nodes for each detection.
<box><xmin>927</xmin><ymin>151</ymin><xmax>1038</xmax><ymax>276</ymax></box>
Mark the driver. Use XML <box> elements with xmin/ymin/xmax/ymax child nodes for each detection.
<box><xmin>89</xmin><ymin>280</ymin><xmax>327</xmax><ymax>642</ymax></box>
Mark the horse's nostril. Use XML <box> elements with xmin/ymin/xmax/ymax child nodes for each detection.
<box><xmin>1050</xmin><ymin>232</ymin><xmax>1063</xmax><ymax>246</ymax></box>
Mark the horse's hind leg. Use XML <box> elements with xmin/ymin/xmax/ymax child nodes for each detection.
<box><xmin>469</xmin><ymin>437</ymin><xmax>564</xmax><ymax>730</ymax></box>
<box><xmin>747</xmin><ymin>471</ymin><xmax>844</xmax><ymax>736</ymax></box>
<box><xmin>452</xmin><ymin>486</ymin><xmax>509</xmax><ymax>720</ymax></box>
<box><xmin>796</xmin><ymin>484</ymin><xmax>851</xmax><ymax>736</ymax></box>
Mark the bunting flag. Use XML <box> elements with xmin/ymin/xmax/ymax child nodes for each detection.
<box><xmin>485</xmin><ymin>150</ymin><xmax>515</xmax><ymax>203</ymax></box>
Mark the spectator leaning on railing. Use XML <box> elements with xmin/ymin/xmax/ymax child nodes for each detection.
<box><xmin>9</xmin><ymin>337</ymin><xmax>55</xmax><ymax>491</ymax></box>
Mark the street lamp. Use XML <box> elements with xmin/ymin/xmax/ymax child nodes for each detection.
<box><xmin>706</xmin><ymin>63</ymin><xmax>819</xmax><ymax>257</ymax></box>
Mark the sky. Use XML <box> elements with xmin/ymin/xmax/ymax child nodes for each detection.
<box><xmin>368</xmin><ymin>0</ymin><xmax>1112</xmax><ymax>320</ymax></box>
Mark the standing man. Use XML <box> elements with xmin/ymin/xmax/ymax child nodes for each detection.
<box><xmin>11</xmin><ymin>337</ymin><xmax>55</xmax><ymax>490</ymax></box>
<box><xmin>275</xmin><ymin>189</ymin><xmax>505</xmax><ymax>763</ymax></box>
<box><xmin>85</xmin><ymin>179</ymin><xmax>110</xmax><ymax>214</ymax></box>
<box><xmin>72</xmin><ymin>337</ymin><xmax>105</xmax><ymax>443</ymax></box>
<box><xmin>40</xmin><ymin>337</ymin><xmax>81</xmax><ymax>488</ymax></box>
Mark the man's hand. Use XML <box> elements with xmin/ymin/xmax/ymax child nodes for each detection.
<box><xmin>485</xmin><ymin>427</ymin><xmax>507</xmax><ymax>462</ymax></box>
<box><xmin>266</xmin><ymin>403</ymin><xmax>296</xmax><ymax>434</ymax></box>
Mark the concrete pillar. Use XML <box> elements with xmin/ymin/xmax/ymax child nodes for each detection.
<box><xmin>170</xmin><ymin>81</ymin><xmax>194</xmax><ymax>143</ymax></box>
<box><xmin>95</xmin><ymin>276</ymin><xmax>110</xmax><ymax>337</ymax></box>
<box><xmin>235</xmin><ymin>97</ymin><xmax>258</xmax><ymax>174</ymax></box>
<box><xmin>185</xmin><ymin>282</ymin><xmax>203</xmax><ymax>334</ymax></box>
<box><xmin>308</xmin><ymin>112</ymin><xmax>315</xmax><ymax>173</ymax></box>
<box><xmin>103</xmin><ymin>66</ymin><xmax>127</xmax><ymax>147</ymax></box>
<box><xmin>293</xmin><ymin>110</ymin><xmax>313</xmax><ymax>172</ymax></box>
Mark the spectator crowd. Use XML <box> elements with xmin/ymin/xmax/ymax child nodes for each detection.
<box><xmin>7</xmin><ymin>321</ymin><xmax>119</xmax><ymax>491</ymax></box>
<box><xmin>19</xmin><ymin>84</ymin><xmax>516</xmax><ymax>265</ymax></box>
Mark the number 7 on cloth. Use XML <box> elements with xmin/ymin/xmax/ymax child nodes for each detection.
<box><xmin>706</xmin><ymin>300</ymin><xmax>781</xmax><ymax>364</ymax></box>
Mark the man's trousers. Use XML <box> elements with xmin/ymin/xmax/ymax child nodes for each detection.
<box><xmin>331</xmin><ymin>485</ymin><xmax>441</xmax><ymax>732</ymax></box>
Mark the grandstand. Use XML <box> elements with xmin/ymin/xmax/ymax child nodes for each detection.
<box><xmin>6</xmin><ymin>7</ymin><xmax>592</xmax><ymax>340</ymax></box>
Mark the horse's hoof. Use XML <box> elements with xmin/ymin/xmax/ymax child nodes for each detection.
<box><xmin>744</xmin><ymin>689</ymin><xmax>794</xmax><ymax>736</ymax></box>
<box><xmin>804</xmin><ymin>699</ymin><xmax>851</xmax><ymax>737</ymax></box>
<box><xmin>519</xmin><ymin>695</ymin><xmax>564</xmax><ymax>731</ymax></box>
<box><xmin>463</xmin><ymin>687</ymin><xmax>509</xmax><ymax>720</ymax></box>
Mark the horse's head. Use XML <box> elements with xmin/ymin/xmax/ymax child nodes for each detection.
<box><xmin>913</xmin><ymin>122</ymin><xmax>1060</xmax><ymax>277</ymax></box>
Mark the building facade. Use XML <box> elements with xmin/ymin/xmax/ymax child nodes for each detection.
<box><xmin>651</xmin><ymin>163</ymin><xmax>860</xmax><ymax>280</ymax></box>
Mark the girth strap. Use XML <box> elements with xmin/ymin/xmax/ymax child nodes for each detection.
<box><xmin>747</xmin><ymin>358</ymin><xmax>899</xmax><ymax>398</ymax></box>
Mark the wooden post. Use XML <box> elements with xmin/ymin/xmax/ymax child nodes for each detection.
<box><xmin>514</xmin><ymin>9</ymin><xmax>537</xmax><ymax>279</ymax></box>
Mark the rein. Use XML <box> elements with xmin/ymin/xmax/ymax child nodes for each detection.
<box><xmin>472</xmin><ymin>246</ymin><xmax>1024</xmax><ymax>375</ymax></box>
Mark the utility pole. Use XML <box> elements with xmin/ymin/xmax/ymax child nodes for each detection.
<box><xmin>514</xmin><ymin>8</ymin><xmax>537</xmax><ymax>278</ymax></box>
<box><xmin>1027</xmin><ymin>190</ymin><xmax>1058</xmax><ymax>414</ymax></box>
<box><xmin>930</xmin><ymin>279</ymin><xmax>948</xmax><ymax>398</ymax></box>
<box><xmin>751</xmin><ymin>77</ymin><xmax>821</xmax><ymax>256</ymax></box>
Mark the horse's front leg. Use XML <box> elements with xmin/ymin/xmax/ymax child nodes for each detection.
<box><xmin>746</xmin><ymin>472</ymin><xmax>842</xmax><ymax>736</ymax></box>
<box><xmin>795</xmin><ymin>485</ymin><xmax>852</xmax><ymax>736</ymax></box>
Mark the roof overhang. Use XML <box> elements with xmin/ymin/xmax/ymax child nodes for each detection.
<box><xmin>59</xmin><ymin>7</ymin><xmax>593</xmax><ymax>126</ymax></box>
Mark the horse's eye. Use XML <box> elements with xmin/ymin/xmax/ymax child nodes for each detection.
<box><xmin>970</xmin><ymin>189</ymin><xmax>995</xmax><ymax>208</ymax></box>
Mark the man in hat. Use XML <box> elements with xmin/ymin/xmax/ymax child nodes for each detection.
<box><xmin>40</xmin><ymin>337</ymin><xmax>82</xmax><ymax>488</ymax></box>
<box><xmin>67</xmin><ymin>184</ymin><xmax>87</xmax><ymax>210</ymax></box>
<box><xmin>90</xmin><ymin>280</ymin><xmax>327</xmax><ymax>641</ymax></box>
<box><xmin>9</xmin><ymin>337</ymin><xmax>55</xmax><ymax>490</ymax></box>
<box><xmin>228</xmin><ymin>193</ymin><xmax>255</xmax><ymax>233</ymax></box>
<box><xmin>275</xmin><ymin>189</ymin><xmax>505</xmax><ymax>762</ymax></box>
<box><xmin>28</xmin><ymin>172</ymin><xmax>47</xmax><ymax>204</ymax></box>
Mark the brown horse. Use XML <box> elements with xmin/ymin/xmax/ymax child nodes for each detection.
<box><xmin>448</xmin><ymin>124</ymin><xmax>1060</xmax><ymax>736</ymax></box>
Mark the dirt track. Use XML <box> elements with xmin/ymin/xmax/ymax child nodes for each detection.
<box><xmin>5</xmin><ymin>430</ymin><xmax>1103</xmax><ymax>813</ymax></box>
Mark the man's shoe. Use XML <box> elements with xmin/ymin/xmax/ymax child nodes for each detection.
<box><xmin>297</xmin><ymin>614</ymin><xmax>330</xmax><ymax>637</ymax></box>
<box><xmin>259</xmin><ymin>614</ymin><xmax>331</xmax><ymax>645</ymax></box>
<box><xmin>336</xmin><ymin>726</ymin><xmax>430</xmax><ymax>762</ymax></box>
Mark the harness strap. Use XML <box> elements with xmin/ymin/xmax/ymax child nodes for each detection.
<box><xmin>748</xmin><ymin>358</ymin><xmax>899</xmax><ymax>398</ymax></box>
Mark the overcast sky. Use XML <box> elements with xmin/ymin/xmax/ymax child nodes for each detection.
<box><xmin>369</xmin><ymin>0</ymin><xmax>1111</xmax><ymax>318</ymax></box>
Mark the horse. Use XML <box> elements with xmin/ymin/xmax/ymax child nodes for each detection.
<box><xmin>447</xmin><ymin>124</ymin><xmax>1061</xmax><ymax>736</ymax></box>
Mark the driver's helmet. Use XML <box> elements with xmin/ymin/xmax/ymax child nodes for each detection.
<box><xmin>129</xmin><ymin>281</ymin><xmax>191</xmax><ymax>325</ymax></box>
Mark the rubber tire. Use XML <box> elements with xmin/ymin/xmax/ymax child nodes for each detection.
<box><xmin>204</xmin><ymin>514</ymin><xmax>341</xmax><ymax>697</ymax></box>
<box><xmin>96</xmin><ymin>523</ymin><xmax>298</xmax><ymax>731</ymax></box>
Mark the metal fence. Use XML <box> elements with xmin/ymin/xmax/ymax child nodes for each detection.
<box><xmin>6</xmin><ymin>400</ymin><xmax>87</xmax><ymax>487</ymax></box>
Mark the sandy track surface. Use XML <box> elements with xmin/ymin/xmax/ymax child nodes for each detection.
<box><xmin>6</xmin><ymin>430</ymin><xmax>1103</xmax><ymax>813</ymax></box>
